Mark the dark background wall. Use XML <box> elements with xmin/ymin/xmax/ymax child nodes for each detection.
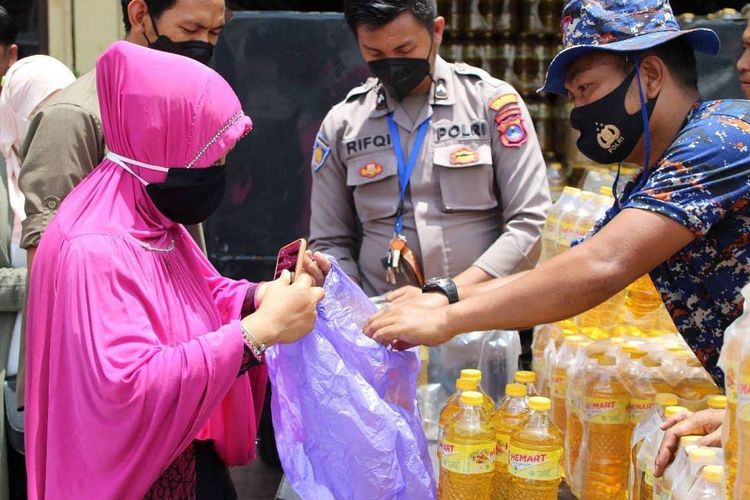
<box><xmin>226</xmin><ymin>0</ymin><xmax>748</xmax><ymax>16</ymax></box>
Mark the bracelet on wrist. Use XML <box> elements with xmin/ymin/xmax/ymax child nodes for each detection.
<box><xmin>240</xmin><ymin>321</ymin><xmax>266</xmax><ymax>361</ymax></box>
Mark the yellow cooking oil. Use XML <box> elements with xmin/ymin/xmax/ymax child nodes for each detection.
<box><xmin>490</xmin><ymin>383</ymin><xmax>529</xmax><ymax>498</ymax></box>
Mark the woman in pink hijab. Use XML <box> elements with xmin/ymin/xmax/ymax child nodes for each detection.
<box><xmin>24</xmin><ymin>41</ymin><xmax>326</xmax><ymax>499</ymax></box>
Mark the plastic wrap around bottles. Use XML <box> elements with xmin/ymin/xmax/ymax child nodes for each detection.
<box><xmin>266</xmin><ymin>261</ymin><xmax>437</xmax><ymax>500</ymax></box>
<box><xmin>427</xmin><ymin>330</ymin><xmax>521</xmax><ymax>405</ymax></box>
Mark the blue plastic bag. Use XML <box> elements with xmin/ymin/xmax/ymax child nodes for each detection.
<box><xmin>266</xmin><ymin>261</ymin><xmax>437</xmax><ymax>500</ymax></box>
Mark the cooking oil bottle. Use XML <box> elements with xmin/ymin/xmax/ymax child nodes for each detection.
<box><xmin>652</xmin><ymin>406</ymin><xmax>690</xmax><ymax>499</ymax></box>
<box><xmin>491</xmin><ymin>384</ymin><xmax>529</xmax><ymax>498</ymax></box>
<box><xmin>719</xmin><ymin>294</ymin><xmax>749</xmax><ymax>500</ymax></box>
<box><xmin>508</xmin><ymin>397</ymin><xmax>563</xmax><ymax>500</ymax></box>
<box><xmin>659</xmin><ymin>434</ymin><xmax>702</xmax><ymax>500</ymax></box>
<box><xmin>633</xmin><ymin>394</ymin><xmax>680</xmax><ymax>500</ymax></box>
<box><xmin>580</xmin><ymin>355</ymin><xmax>630</xmax><ymax>499</ymax></box>
<box><xmin>565</xmin><ymin>341</ymin><xmax>603</xmax><ymax>497</ymax></box>
<box><xmin>686</xmin><ymin>465</ymin><xmax>724</xmax><ymax>500</ymax></box>
<box><xmin>440</xmin><ymin>378</ymin><xmax>479</xmax><ymax>428</ymax></box>
<box><xmin>673</xmin><ymin>357</ymin><xmax>722</xmax><ymax>411</ymax></box>
<box><xmin>627</xmin><ymin>357</ymin><xmax>674</xmax><ymax>427</ymax></box>
<box><xmin>551</xmin><ymin>335</ymin><xmax>586</xmax><ymax>433</ymax></box>
<box><xmin>439</xmin><ymin>391</ymin><xmax>496</xmax><ymax>500</ymax></box>
<box><xmin>515</xmin><ymin>371</ymin><xmax>539</xmax><ymax>397</ymax></box>
<box><xmin>671</xmin><ymin>446</ymin><xmax>720</xmax><ymax>500</ymax></box>
<box><xmin>460</xmin><ymin>369</ymin><xmax>496</xmax><ymax>415</ymax></box>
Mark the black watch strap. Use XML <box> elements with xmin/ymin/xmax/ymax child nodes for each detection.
<box><xmin>422</xmin><ymin>278</ymin><xmax>459</xmax><ymax>304</ymax></box>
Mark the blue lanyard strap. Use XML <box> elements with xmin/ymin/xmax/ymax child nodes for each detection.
<box><xmin>387</xmin><ymin>113</ymin><xmax>431</xmax><ymax>236</ymax></box>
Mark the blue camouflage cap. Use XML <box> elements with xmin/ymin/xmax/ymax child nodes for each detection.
<box><xmin>540</xmin><ymin>0</ymin><xmax>721</xmax><ymax>96</ymax></box>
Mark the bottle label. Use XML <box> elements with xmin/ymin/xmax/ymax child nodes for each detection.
<box><xmin>495</xmin><ymin>432</ymin><xmax>511</xmax><ymax>465</ymax></box>
<box><xmin>739</xmin><ymin>374</ymin><xmax>750</xmax><ymax>422</ymax></box>
<box><xmin>629</xmin><ymin>398</ymin><xmax>655</xmax><ymax>424</ymax></box>
<box><xmin>508</xmin><ymin>445</ymin><xmax>563</xmax><ymax>481</ymax></box>
<box><xmin>439</xmin><ymin>440</ymin><xmax>496</xmax><ymax>475</ymax></box>
<box><xmin>582</xmin><ymin>397</ymin><xmax>628</xmax><ymax>424</ymax></box>
<box><xmin>726</xmin><ymin>360</ymin><xmax>739</xmax><ymax>404</ymax></box>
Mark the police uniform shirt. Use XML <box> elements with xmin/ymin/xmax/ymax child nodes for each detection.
<box><xmin>310</xmin><ymin>56</ymin><xmax>552</xmax><ymax>297</ymax></box>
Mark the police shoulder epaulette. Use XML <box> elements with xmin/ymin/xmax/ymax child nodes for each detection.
<box><xmin>345</xmin><ymin>78</ymin><xmax>378</xmax><ymax>102</ymax></box>
<box><xmin>453</xmin><ymin>62</ymin><xmax>503</xmax><ymax>87</ymax></box>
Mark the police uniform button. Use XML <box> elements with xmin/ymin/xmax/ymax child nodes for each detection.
<box><xmin>44</xmin><ymin>197</ymin><xmax>60</xmax><ymax>210</ymax></box>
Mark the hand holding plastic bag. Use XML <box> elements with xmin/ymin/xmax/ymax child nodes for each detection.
<box><xmin>266</xmin><ymin>260</ymin><xmax>437</xmax><ymax>500</ymax></box>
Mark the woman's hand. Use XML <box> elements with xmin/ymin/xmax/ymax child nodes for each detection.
<box><xmin>242</xmin><ymin>271</ymin><xmax>325</xmax><ymax>346</ymax></box>
<box><xmin>363</xmin><ymin>304</ymin><xmax>454</xmax><ymax>347</ymax></box>
<box><xmin>301</xmin><ymin>251</ymin><xmax>331</xmax><ymax>287</ymax></box>
<box><xmin>654</xmin><ymin>408</ymin><xmax>724</xmax><ymax>477</ymax></box>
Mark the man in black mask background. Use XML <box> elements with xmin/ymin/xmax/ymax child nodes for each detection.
<box><xmin>14</xmin><ymin>0</ymin><xmax>226</xmax><ymax>409</ymax></box>
<box><xmin>309</xmin><ymin>0</ymin><xmax>551</xmax><ymax>310</ymax></box>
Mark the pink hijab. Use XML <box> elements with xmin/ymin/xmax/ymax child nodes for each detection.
<box><xmin>24</xmin><ymin>41</ymin><xmax>264</xmax><ymax>499</ymax></box>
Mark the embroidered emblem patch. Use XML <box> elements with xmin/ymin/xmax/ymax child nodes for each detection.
<box><xmin>359</xmin><ymin>162</ymin><xmax>383</xmax><ymax>179</ymax></box>
<box><xmin>435</xmin><ymin>79</ymin><xmax>448</xmax><ymax>100</ymax></box>
<box><xmin>312</xmin><ymin>133</ymin><xmax>331</xmax><ymax>172</ymax></box>
<box><xmin>489</xmin><ymin>93</ymin><xmax>519</xmax><ymax>111</ymax></box>
<box><xmin>495</xmin><ymin>106</ymin><xmax>528</xmax><ymax>148</ymax></box>
<box><xmin>450</xmin><ymin>146</ymin><xmax>479</xmax><ymax>165</ymax></box>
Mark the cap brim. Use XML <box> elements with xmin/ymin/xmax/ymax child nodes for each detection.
<box><xmin>539</xmin><ymin>28</ymin><xmax>721</xmax><ymax>96</ymax></box>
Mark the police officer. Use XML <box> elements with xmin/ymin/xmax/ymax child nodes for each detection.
<box><xmin>310</xmin><ymin>0</ymin><xmax>551</xmax><ymax>300</ymax></box>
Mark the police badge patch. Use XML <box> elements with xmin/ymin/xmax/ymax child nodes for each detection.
<box><xmin>312</xmin><ymin>133</ymin><xmax>331</xmax><ymax>172</ymax></box>
<box><xmin>490</xmin><ymin>93</ymin><xmax>528</xmax><ymax>148</ymax></box>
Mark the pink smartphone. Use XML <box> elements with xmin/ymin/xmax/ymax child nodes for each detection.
<box><xmin>274</xmin><ymin>239</ymin><xmax>308</xmax><ymax>281</ymax></box>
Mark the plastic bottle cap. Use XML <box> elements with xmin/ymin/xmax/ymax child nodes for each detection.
<box><xmin>665</xmin><ymin>344</ymin><xmax>686</xmax><ymax>352</ymax></box>
<box><xmin>461</xmin><ymin>369</ymin><xmax>482</xmax><ymax>381</ymax></box>
<box><xmin>610</xmin><ymin>337</ymin><xmax>625</xmax><ymax>345</ymax></box>
<box><xmin>506</xmin><ymin>383</ymin><xmax>528</xmax><ymax>398</ymax></box>
<box><xmin>598</xmin><ymin>355</ymin><xmax>617</xmax><ymax>366</ymax></box>
<box><xmin>566</xmin><ymin>335</ymin><xmax>585</xmax><ymax>344</ymax></box>
<box><xmin>703</xmin><ymin>465</ymin><xmax>723</xmax><ymax>483</ymax></box>
<box><xmin>529</xmin><ymin>397</ymin><xmax>551</xmax><ymax>411</ymax></box>
<box><xmin>460</xmin><ymin>391</ymin><xmax>484</xmax><ymax>406</ymax></box>
<box><xmin>655</xmin><ymin>393</ymin><xmax>679</xmax><ymax>407</ymax></box>
<box><xmin>599</xmin><ymin>186</ymin><xmax>613</xmax><ymax>197</ymax></box>
<box><xmin>515</xmin><ymin>371</ymin><xmax>536</xmax><ymax>384</ymax></box>
<box><xmin>687</xmin><ymin>446</ymin><xmax>718</xmax><ymax>461</ymax></box>
<box><xmin>707</xmin><ymin>395</ymin><xmax>727</xmax><ymax>410</ymax></box>
<box><xmin>664</xmin><ymin>406</ymin><xmax>689</xmax><ymax>418</ymax></box>
<box><xmin>456</xmin><ymin>378</ymin><xmax>479</xmax><ymax>391</ymax></box>
<box><xmin>562</xmin><ymin>187</ymin><xmax>580</xmax><ymax>196</ymax></box>
<box><xmin>680</xmin><ymin>435</ymin><xmax>702</xmax><ymax>448</ymax></box>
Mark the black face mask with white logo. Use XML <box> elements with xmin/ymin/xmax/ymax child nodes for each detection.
<box><xmin>570</xmin><ymin>68</ymin><xmax>659</xmax><ymax>165</ymax></box>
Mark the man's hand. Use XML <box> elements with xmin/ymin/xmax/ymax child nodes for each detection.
<box><xmin>387</xmin><ymin>285</ymin><xmax>449</xmax><ymax>307</ymax></box>
<box><xmin>364</xmin><ymin>304</ymin><xmax>454</xmax><ymax>347</ymax></box>
<box><xmin>301</xmin><ymin>251</ymin><xmax>331</xmax><ymax>287</ymax></box>
<box><xmin>654</xmin><ymin>409</ymin><xmax>724</xmax><ymax>477</ymax></box>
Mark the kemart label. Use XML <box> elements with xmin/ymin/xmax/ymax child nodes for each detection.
<box><xmin>583</xmin><ymin>397</ymin><xmax>628</xmax><ymax>424</ymax></box>
<box><xmin>508</xmin><ymin>445</ymin><xmax>562</xmax><ymax>481</ymax></box>
<box><xmin>629</xmin><ymin>398</ymin><xmax>654</xmax><ymax>424</ymax></box>
<box><xmin>439</xmin><ymin>440</ymin><xmax>496</xmax><ymax>475</ymax></box>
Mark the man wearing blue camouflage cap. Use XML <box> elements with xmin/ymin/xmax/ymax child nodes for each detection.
<box><xmin>367</xmin><ymin>0</ymin><xmax>750</xmax><ymax>386</ymax></box>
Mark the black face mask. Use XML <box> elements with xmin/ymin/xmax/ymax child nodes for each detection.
<box><xmin>368</xmin><ymin>38</ymin><xmax>434</xmax><ymax>102</ymax></box>
<box><xmin>144</xmin><ymin>15</ymin><xmax>214</xmax><ymax>65</ymax></box>
<box><xmin>145</xmin><ymin>166</ymin><xmax>227</xmax><ymax>225</ymax></box>
<box><xmin>570</xmin><ymin>68</ymin><xmax>658</xmax><ymax>165</ymax></box>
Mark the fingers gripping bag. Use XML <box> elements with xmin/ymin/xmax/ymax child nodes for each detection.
<box><xmin>265</xmin><ymin>261</ymin><xmax>437</xmax><ymax>500</ymax></box>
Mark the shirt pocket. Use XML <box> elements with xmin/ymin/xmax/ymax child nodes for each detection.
<box><xmin>346</xmin><ymin>152</ymin><xmax>399</xmax><ymax>223</ymax></box>
<box><xmin>434</xmin><ymin>141</ymin><xmax>498</xmax><ymax>212</ymax></box>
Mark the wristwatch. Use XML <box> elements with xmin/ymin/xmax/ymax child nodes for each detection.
<box><xmin>422</xmin><ymin>277</ymin><xmax>459</xmax><ymax>304</ymax></box>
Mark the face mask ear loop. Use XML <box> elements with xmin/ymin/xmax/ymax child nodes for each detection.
<box><xmin>635</xmin><ymin>54</ymin><xmax>652</xmax><ymax>173</ymax></box>
<box><xmin>106</xmin><ymin>152</ymin><xmax>170</xmax><ymax>186</ymax></box>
